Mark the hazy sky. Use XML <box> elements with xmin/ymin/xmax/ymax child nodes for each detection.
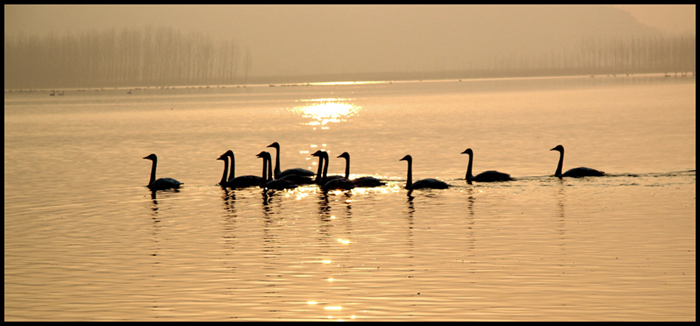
<box><xmin>6</xmin><ymin>5</ymin><xmax>694</xmax><ymax>37</ymax></box>
<box><xmin>4</xmin><ymin>5</ymin><xmax>695</xmax><ymax>77</ymax></box>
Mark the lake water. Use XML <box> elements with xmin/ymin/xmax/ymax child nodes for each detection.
<box><xmin>4</xmin><ymin>75</ymin><xmax>695</xmax><ymax>321</ymax></box>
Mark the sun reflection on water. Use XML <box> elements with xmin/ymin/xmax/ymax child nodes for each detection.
<box><xmin>290</xmin><ymin>98</ymin><xmax>361</xmax><ymax>129</ymax></box>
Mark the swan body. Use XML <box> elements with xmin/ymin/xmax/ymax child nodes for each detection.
<box><xmin>550</xmin><ymin>145</ymin><xmax>605</xmax><ymax>178</ymax></box>
<box><xmin>461</xmin><ymin>148</ymin><xmax>513</xmax><ymax>184</ymax></box>
<box><xmin>400</xmin><ymin>155</ymin><xmax>449</xmax><ymax>190</ymax></box>
<box><xmin>266</xmin><ymin>142</ymin><xmax>315</xmax><ymax>180</ymax></box>
<box><xmin>320</xmin><ymin>175</ymin><xmax>355</xmax><ymax>191</ymax></box>
<box><xmin>337</xmin><ymin>152</ymin><xmax>385</xmax><ymax>187</ymax></box>
<box><xmin>257</xmin><ymin>151</ymin><xmax>298</xmax><ymax>190</ymax></box>
<box><xmin>143</xmin><ymin>153</ymin><xmax>183</xmax><ymax>191</ymax></box>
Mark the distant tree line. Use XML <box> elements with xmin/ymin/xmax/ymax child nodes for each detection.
<box><xmin>461</xmin><ymin>34</ymin><xmax>695</xmax><ymax>78</ymax></box>
<box><xmin>3</xmin><ymin>27</ymin><xmax>695</xmax><ymax>89</ymax></box>
<box><xmin>4</xmin><ymin>26</ymin><xmax>251</xmax><ymax>89</ymax></box>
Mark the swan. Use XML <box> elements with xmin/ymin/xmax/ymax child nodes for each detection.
<box><xmin>217</xmin><ymin>150</ymin><xmax>263</xmax><ymax>188</ymax></box>
<box><xmin>256</xmin><ymin>151</ymin><xmax>298</xmax><ymax>190</ymax></box>
<box><xmin>143</xmin><ymin>153</ymin><xmax>183</xmax><ymax>191</ymax></box>
<box><xmin>266</xmin><ymin>142</ymin><xmax>316</xmax><ymax>179</ymax></box>
<box><xmin>550</xmin><ymin>145</ymin><xmax>605</xmax><ymax>178</ymax></box>
<box><xmin>337</xmin><ymin>152</ymin><xmax>385</xmax><ymax>187</ymax></box>
<box><xmin>310</xmin><ymin>151</ymin><xmax>354</xmax><ymax>191</ymax></box>
<box><xmin>310</xmin><ymin>150</ymin><xmax>346</xmax><ymax>185</ymax></box>
<box><xmin>226</xmin><ymin>150</ymin><xmax>264</xmax><ymax>188</ymax></box>
<box><xmin>461</xmin><ymin>148</ymin><xmax>513</xmax><ymax>184</ymax></box>
<box><xmin>400</xmin><ymin>155</ymin><xmax>449</xmax><ymax>190</ymax></box>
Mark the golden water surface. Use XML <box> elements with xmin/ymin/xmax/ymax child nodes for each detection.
<box><xmin>4</xmin><ymin>75</ymin><xmax>695</xmax><ymax>320</ymax></box>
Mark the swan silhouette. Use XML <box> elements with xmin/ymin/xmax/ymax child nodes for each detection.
<box><xmin>256</xmin><ymin>151</ymin><xmax>298</xmax><ymax>190</ymax></box>
<box><xmin>337</xmin><ymin>152</ymin><xmax>385</xmax><ymax>187</ymax></box>
<box><xmin>311</xmin><ymin>151</ymin><xmax>354</xmax><ymax>191</ymax></box>
<box><xmin>550</xmin><ymin>145</ymin><xmax>605</xmax><ymax>178</ymax></box>
<box><xmin>310</xmin><ymin>150</ymin><xmax>348</xmax><ymax>189</ymax></box>
<box><xmin>217</xmin><ymin>150</ymin><xmax>263</xmax><ymax>188</ymax></box>
<box><xmin>266</xmin><ymin>142</ymin><xmax>316</xmax><ymax>179</ymax></box>
<box><xmin>461</xmin><ymin>148</ymin><xmax>513</xmax><ymax>184</ymax></box>
<box><xmin>143</xmin><ymin>153</ymin><xmax>183</xmax><ymax>191</ymax></box>
<box><xmin>400</xmin><ymin>155</ymin><xmax>449</xmax><ymax>190</ymax></box>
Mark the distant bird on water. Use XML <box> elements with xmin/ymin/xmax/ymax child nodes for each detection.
<box><xmin>550</xmin><ymin>145</ymin><xmax>605</xmax><ymax>178</ymax></box>
<box><xmin>143</xmin><ymin>153</ymin><xmax>182</xmax><ymax>191</ymax></box>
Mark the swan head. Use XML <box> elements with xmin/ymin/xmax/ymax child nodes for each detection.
<box><xmin>256</xmin><ymin>151</ymin><xmax>271</xmax><ymax>159</ymax></box>
<box><xmin>461</xmin><ymin>148</ymin><xmax>473</xmax><ymax>156</ymax></box>
<box><xmin>266</xmin><ymin>142</ymin><xmax>280</xmax><ymax>149</ymax></box>
<box><xmin>217</xmin><ymin>150</ymin><xmax>233</xmax><ymax>161</ymax></box>
<box><xmin>311</xmin><ymin>150</ymin><xmax>330</xmax><ymax>159</ymax></box>
<box><xmin>337</xmin><ymin>152</ymin><xmax>350</xmax><ymax>159</ymax></box>
<box><xmin>550</xmin><ymin>145</ymin><xmax>564</xmax><ymax>153</ymax></box>
<box><xmin>143</xmin><ymin>153</ymin><xmax>157</xmax><ymax>161</ymax></box>
<box><xmin>399</xmin><ymin>155</ymin><xmax>412</xmax><ymax>162</ymax></box>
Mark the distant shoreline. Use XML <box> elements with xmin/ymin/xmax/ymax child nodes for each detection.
<box><xmin>5</xmin><ymin>72</ymin><xmax>694</xmax><ymax>93</ymax></box>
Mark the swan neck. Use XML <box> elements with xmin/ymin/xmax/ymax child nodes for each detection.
<box><xmin>267</xmin><ymin>156</ymin><xmax>274</xmax><ymax>182</ymax></box>
<box><xmin>220</xmin><ymin>157</ymin><xmax>229</xmax><ymax>185</ymax></box>
<box><xmin>272</xmin><ymin>147</ymin><xmax>281</xmax><ymax>179</ymax></box>
<box><xmin>343</xmin><ymin>157</ymin><xmax>350</xmax><ymax>179</ymax></box>
<box><xmin>555</xmin><ymin>150</ymin><xmax>564</xmax><ymax>177</ymax></box>
<box><xmin>315</xmin><ymin>156</ymin><xmax>324</xmax><ymax>183</ymax></box>
<box><xmin>466</xmin><ymin>152</ymin><xmax>474</xmax><ymax>180</ymax></box>
<box><xmin>323</xmin><ymin>154</ymin><xmax>329</xmax><ymax>179</ymax></box>
<box><xmin>149</xmin><ymin>158</ymin><xmax>157</xmax><ymax>186</ymax></box>
<box><xmin>405</xmin><ymin>159</ymin><xmax>413</xmax><ymax>189</ymax></box>
<box><xmin>228</xmin><ymin>153</ymin><xmax>236</xmax><ymax>182</ymax></box>
<box><xmin>260</xmin><ymin>157</ymin><xmax>268</xmax><ymax>182</ymax></box>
